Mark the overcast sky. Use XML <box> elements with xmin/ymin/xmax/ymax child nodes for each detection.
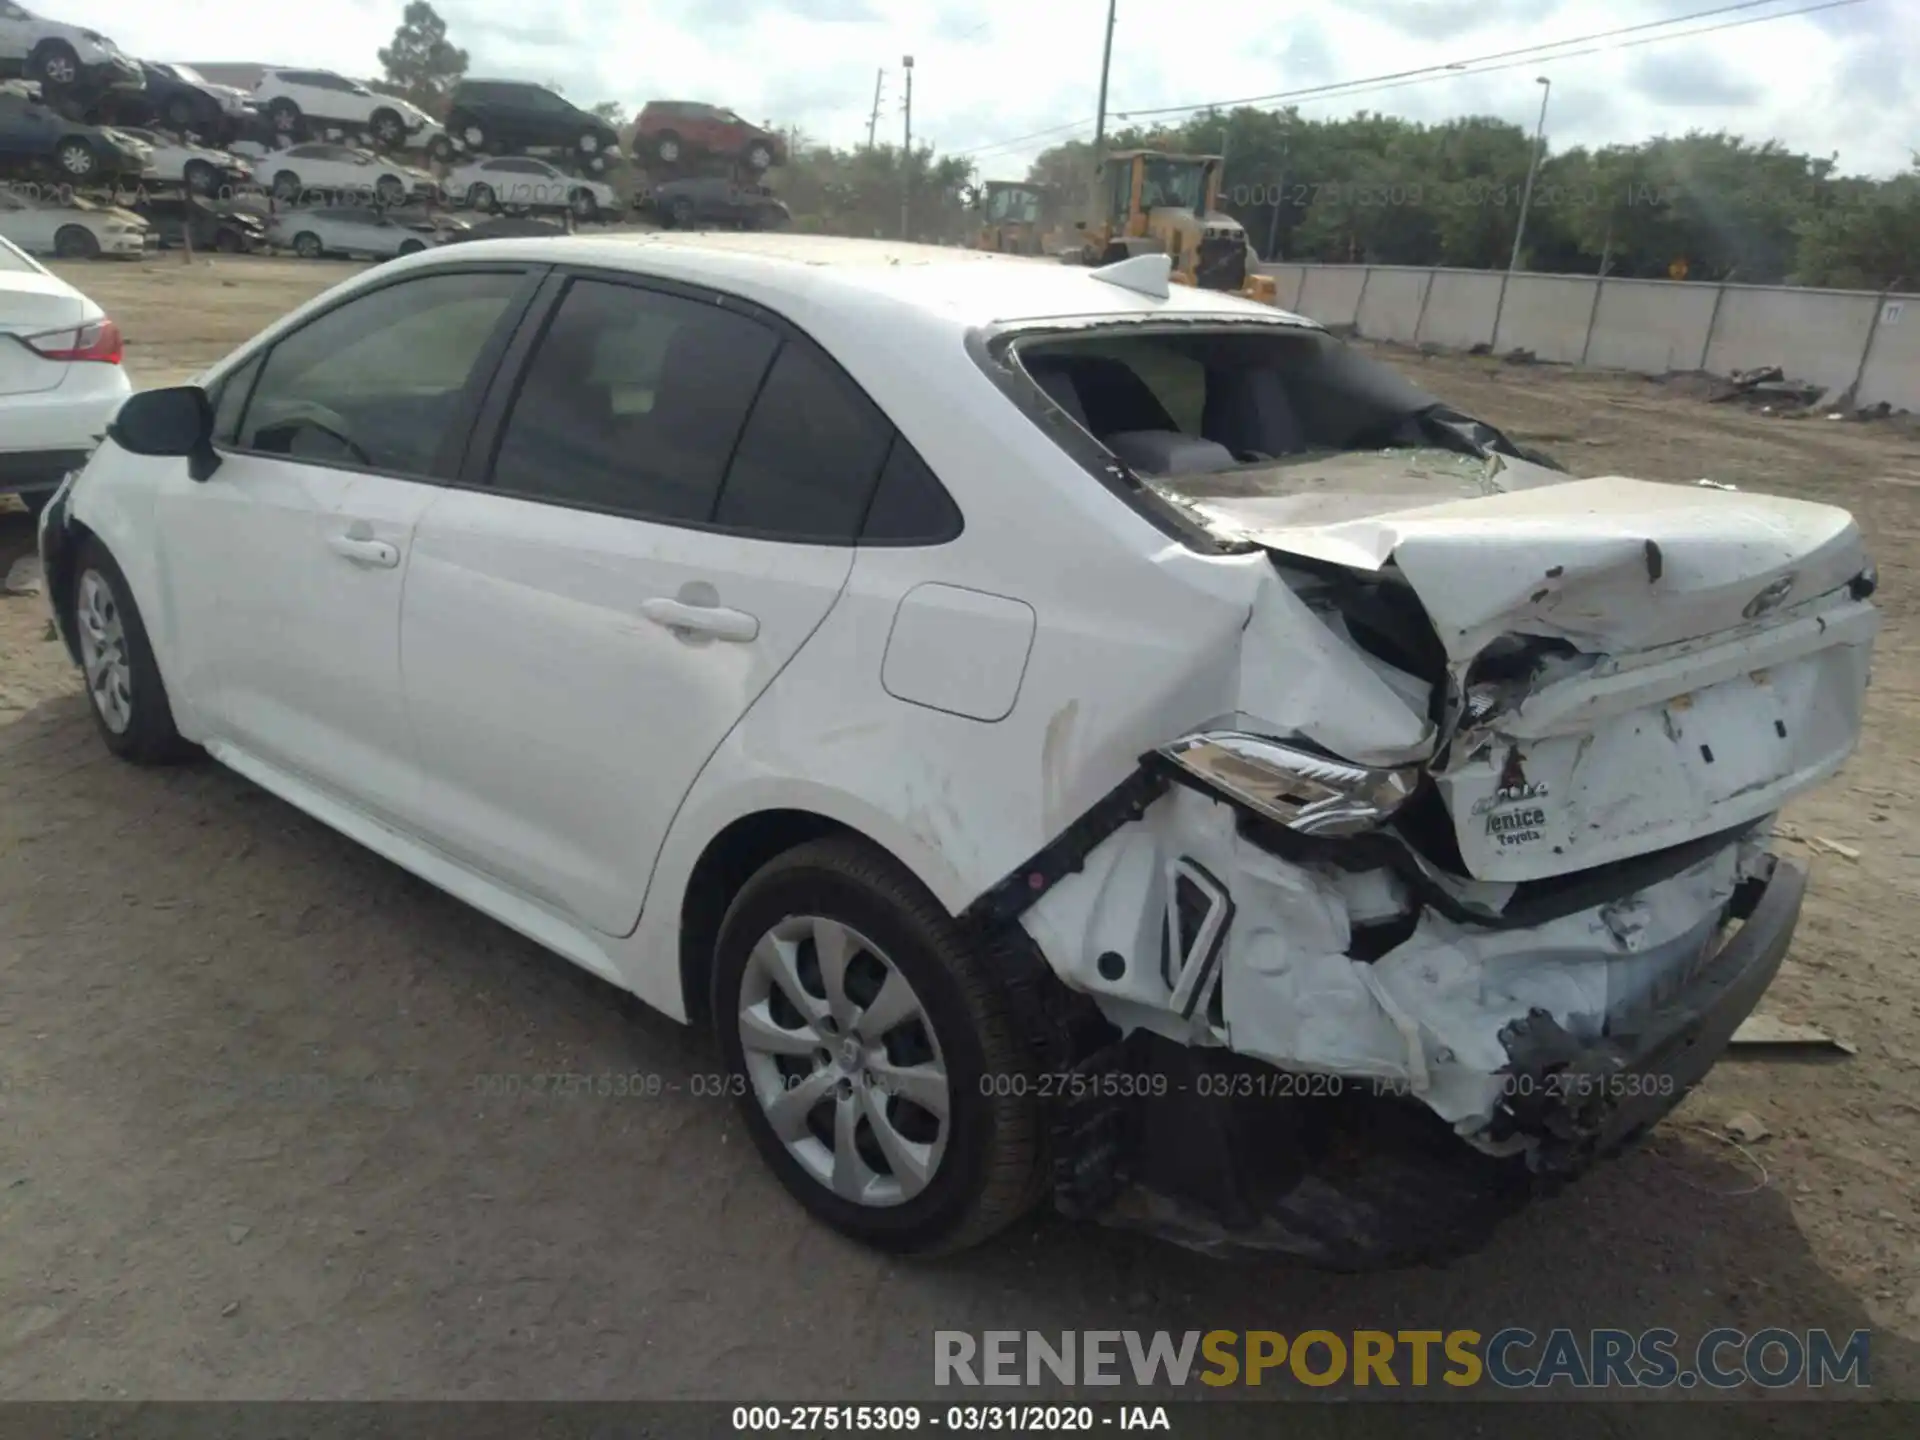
<box><xmin>62</xmin><ymin>0</ymin><xmax>1915</xmax><ymax>177</ymax></box>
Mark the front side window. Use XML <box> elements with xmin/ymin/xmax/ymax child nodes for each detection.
<box><xmin>234</xmin><ymin>270</ymin><xmax>524</xmax><ymax>476</ymax></box>
<box><xmin>489</xmin><ymin>278</ymin><xmax>777</xmax><ymax>522</ymax></box>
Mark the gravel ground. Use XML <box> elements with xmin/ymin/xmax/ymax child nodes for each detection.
<box><xmin>2</xmin><ymin>256</ymin><xmax>1919</xmax><ymax>1414</ymax></box>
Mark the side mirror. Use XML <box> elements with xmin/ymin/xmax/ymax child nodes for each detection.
<box><xmin>108</xmin><ymin>385</ymin><xmax>221</xmax><ymax>481</ymax></box>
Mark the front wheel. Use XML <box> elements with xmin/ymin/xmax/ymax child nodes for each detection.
<box><xmin>711</xmin><ymin>838</ymin><xmax>1044</xmax><ymax>1255</ymax></box>
<box><xmin>746</xmin><ymin>142</ymin><xmax>773</xmax><ymax>170</ymax></box>
<box><xmin>293</xmin><ymin>231</ymin><xmax>323</xmax><ymax>259</ymax></box>
<box><xmin>369</xmin><ymin>110</ymin><xmax>403</xmax><ymax>149</ymax></box>
<box><xmin>183</xmin><ymin>159</ymin><xmax>218</xmax><ymax>196</ymax></box>
<box><xmin>72</xmin><ymin>541</ymin><xmax>195</xmax><ymax>764</ymax></box>
<box><xmin>53</xmin><ymin>224</ymin><xmax>99</xmax><ymax>259</ymax></box>
<box><xmin>570</xmin><ymin>188</ymin><xmax>599</xmax><ymax>222</ymax></box>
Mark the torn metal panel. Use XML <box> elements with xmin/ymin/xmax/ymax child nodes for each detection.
<box><xmin>1183</xmin><ymin>468</ymin><xmax>1867</xmax><ymax>662</ymax></box>
<box><xmin>1026</xmin><ymin>779</ymin><xmax>1774</xmax><ymax>1144</ymax></box>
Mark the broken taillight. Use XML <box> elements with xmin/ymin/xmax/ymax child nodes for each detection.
<box><xmin>27</xmin><ymin>318</ymin><xmax>124</xmax><ymax>365</ymax></box>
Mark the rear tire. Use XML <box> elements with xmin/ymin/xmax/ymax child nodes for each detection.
<box><xmin>669</xmin><ymin>195</ymin><xmax>694</xmax><ymax>228</ymax></box>
<box><xmin>369</xmin><ymin>109</ymin><xmax>403</xmax><ymax>149</ymax></box>
<box><xmin>293</xmin><ymin>231</ymin><xmax>322</xmax><ymax>259</ymax></box>
<box><xmin>267</xmin><ymin>98</ymin><xmax>301</xmax><ymax>139</ymax></box>
<box><xmin>468</xmin><ymin>182</ymin><xmax>496</xmax><ymax>213</ymax></box>
<box><xmin>72</xmin><ymin>540</ymin><xmax>195</xmax><ymax>765</ymax></box>
<box><xmin>183</xmin><ymin>159</ymin><xmax>218</xmax><ymax>196</ymax></box>
<box><xmin>654</xmin><ymin>130</ymin><xmax>681</xmax><ymax>164</ymax></box>
<box><xmin>711</xmin><ymin>837</ymin><xmax>1044</xmax><ymax>1256</ymax></box>
<box><xmin>746</xmin><ymin>142</ymin><xmax>773</xmax><ymax>170</ymax></box>
<box><xmin>570</xmin><ymin>188</ymin><xmax>599</xmax><ymax>223</ymax></box>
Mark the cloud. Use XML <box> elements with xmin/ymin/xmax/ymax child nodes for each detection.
<box><xmin>1629</xmin><ymin>50</ymin><xmax>1765</xmax><ymax>108</ymax></box>
<box><xmin>1361</xmin><ymin>0</ymin><xmax>1572</xmax><ymax>42</ymax></box>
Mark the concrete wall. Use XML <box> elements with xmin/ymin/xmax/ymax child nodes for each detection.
<box><xmin>1294</xmin><ymin>265</ymin><xmax>1369</xmax><ymax>328</ymax></box>
<box><xmin>1702</xmin><ymin>287</ymin><xmax>1881</xmax><ymax>399</ymax></box>
<box><xmin>1492</xmin><ymin>275</ymin><xmax>1599</xmax><ymax>364</ymax></box>
<box><xmin>1416</xmin><ymin>270</ymin><xmax>1503</xmax><ymax>350</ymax></box>
<box><xmin>1859</xmin><ymin>298</ymin><xmax>1920</xmax><ymax>410</ymax></box>
<box><xmin>1259</xmin><ymin>260</ymin><xmax>1920</xmax><ymax>411</ymax></box>
<box><xmin>1584</xmin><ymin>280</ymin><xmax>1720</xmax><ymax>374</ymax></box>
<box><xmin>1356</xmin><ymin>267</ymin><xmax>1428</xmax><ymax>344</ymax></box>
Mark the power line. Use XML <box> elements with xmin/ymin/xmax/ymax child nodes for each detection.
<box><xmin>1127</xmin><ymin>0</ymin><xmax>1853</xmax><ymax>119</ymax></box>
<box><xmin>952</xmin><ymin>0</ymin><xmax>1870</xmax><ymax>160</ymax></box>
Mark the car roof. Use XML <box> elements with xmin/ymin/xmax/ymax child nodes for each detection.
<box><xmin>392</xmin><ymin>232</ymin><xmax>1311</xmax><ymax>335</ymax></box>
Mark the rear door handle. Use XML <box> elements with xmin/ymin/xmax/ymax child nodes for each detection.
<box><xmin>640</xmin><ymin>597</ymin><xmax>759</xmax><ymax>643</ymax></box>
<box><xmin>326</xmin><ymin>534</ymin><xmax>401</xmax><ymax>569</ymax></box>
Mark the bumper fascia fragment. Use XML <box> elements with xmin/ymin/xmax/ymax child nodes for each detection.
<box><xmin>1038</xmin><ymin>854</ymin><xmax>1804</xmax><ymax>1265</ymax></box>
<box><xmin>1491</xmin><ymin>852</ymin><xmax>1805</xmax><ymax>1172</ymax></box>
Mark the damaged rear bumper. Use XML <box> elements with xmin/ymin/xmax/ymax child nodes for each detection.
<box><xmin>1492</xmin><ymin>851</ymin><xmax>1803</xmax><ymax>1172</ymax></box>
<box><xmin>991</xmin><ymin>761</ymin><xmax>1808</xmax><ymax>1264</ymax></box>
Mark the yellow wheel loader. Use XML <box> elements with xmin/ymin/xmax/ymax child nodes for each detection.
<box><xmin>1070</xmin><ymin>150</ymin><xmax>1277</xmax><ymax>304</ymax></box>
<box><xmin>970</xmin><ymin>180</ymin><xmax>1055</xmax><ymax>256</ymax></box>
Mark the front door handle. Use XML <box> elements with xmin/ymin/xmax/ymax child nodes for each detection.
<box><xmin>640</xmin><ymin>596</ymin><xmax>759</xmax><ymax>643</ymax></box>
<box><xmin>326</xmin><ymin>533</ymin><xmax>401</xmax><ymax>569</ymax></box>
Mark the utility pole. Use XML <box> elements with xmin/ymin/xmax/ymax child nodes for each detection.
<box><xmin>866</xmin><ymin>68</ymin><xmax>885</xmax><ymax>150</ymax></box>
<box><xmin>1091</xmin><ymin>0</ymin><xmax>1116</xmax><ymax>157</ymax></box>
<box><xmin>900</xmin><ymin>55</ymin><xmax>914</xmax><ymax>239</ymax></box>
<box><xmin>1507</xmin><ymin>76</ymin><xmax>1551</xmax><ymax>274</ymax></box>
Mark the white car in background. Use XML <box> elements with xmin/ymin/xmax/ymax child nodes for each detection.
<box><xmin>444</xmin><ymin>156</ymin><xmax>618</xmax><ymax>221</ymax></box>
<box><xmin>267</xmin><ymin>203</ymin><xmax>443</xmax><ymax>261</ymax></box>
<box><xmin>252</xmin><ymin>68</ymin><xmax>438</xmax><ymax>151</ymax></box>
<box><xmin>0</xmin><ymin>234</ymin><xmax>127</xmax><ymax>515</ymax></box>
<box><xmin>115</xmin><ymin>126</ymin><xmax>253</xmax><ymax>196</ymax></box>
<box><xmin>0</xmin><ymin>3</ymin><xmax>142</xmax><ymax>92</ymax></box>
<box><xmin>261</xmin><ymin>143</ymin><xmax>436</xmax><ymax>207</ymax></box>
<box><xmin>0</xmin><ymin>188</ymin><xmax>151</xmax><ymax>258</ymax></box>
<box><xmin>30</xmin><ymin>236</ymin><xmax>1879</xmax><ymax>1268</ymax></box>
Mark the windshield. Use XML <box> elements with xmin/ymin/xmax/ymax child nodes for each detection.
<box><xmin>1139</xmin><ymin>158</ymin><xmax>1207</xmax><ymax>213</ymax></box>
<box><xmin>984</xmin><ymin>187</ymin><xmax>1040</xmax><ymax>224</ymax></box>
<box><xmin>169</xmin><ymin>64</ymin><xmax>206</xmax><ymax>83</ymax></box>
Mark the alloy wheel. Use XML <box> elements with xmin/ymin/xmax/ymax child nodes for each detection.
<box><xmin>736</xmin><ymin>915</ymin><xmax>950</xmax><ymax>1207</ymax></box>
<box><xmin>77</xmin><ymin>570</ymin><xmax>133</xmax><ymax>735</ymax></box>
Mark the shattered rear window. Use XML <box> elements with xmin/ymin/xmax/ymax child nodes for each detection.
<box><xmin>994</xmin><ymin>323</ymin><xmax>1542</xmax><ymax>543</ymax></box>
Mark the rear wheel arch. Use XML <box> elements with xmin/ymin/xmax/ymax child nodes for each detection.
<box><xmin>677</xmin><ymin>809</ymin><xmax>861</xmax><ymax>1032</ymax></box>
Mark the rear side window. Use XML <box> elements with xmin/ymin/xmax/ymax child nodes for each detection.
<box><xmin>861</xmin><ymin>438</ymin><xmax>963</xmax><ymax>545</ymax></box>
<box><xmin>489</xmin><ymin>278</ymin><xmax>778</xmax><ymax>522</ymax></box>
<box><xmin>711</xmin><ymin>341</ymin><xmax>892</xmax><ymax>541</ymax></box>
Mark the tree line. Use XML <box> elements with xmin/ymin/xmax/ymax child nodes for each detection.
<box><xmin>1022</xmin><ymin>107</ymin><xmax>1917</xmax><ymax>290</ymax></box>
<box><xmin>366</xmin><ymin>4</ymin><xmax>1915</xmax><ymax>287</ymax></box>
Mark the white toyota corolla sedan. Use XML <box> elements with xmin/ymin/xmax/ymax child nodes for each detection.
<box><xmin>36</xmin><ymin>234</ymin><xmax>1878</xmax><ymax>1266</ymax></box>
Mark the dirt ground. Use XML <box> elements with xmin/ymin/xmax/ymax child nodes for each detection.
<box><xmin>4</xmin><ymin>255</ymin><xmax>1920</xmax><ymax>1410</ymax></box>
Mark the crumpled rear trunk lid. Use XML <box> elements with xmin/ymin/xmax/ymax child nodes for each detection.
<box><xmin>1190</xmin><ymin>469</ymin><xmax>1878</xmax><ymax>883</ymax></box>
